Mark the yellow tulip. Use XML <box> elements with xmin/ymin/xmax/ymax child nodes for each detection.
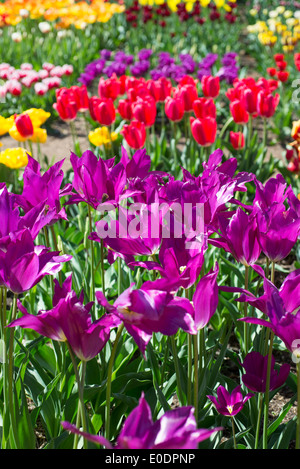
<box><xmin>0</xmin><ymin>147</ymin><xmax>29</xmax><ymax>169</ymax></box>
<box><xmin>88</xmin><ymin>127</ymin><xmax>118</xmax><ymax>148</ymax></box>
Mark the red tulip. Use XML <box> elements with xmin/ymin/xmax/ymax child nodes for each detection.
<box><xmin>274</xmin><ymin>54</ymin><xmax>285</xmax><ymax>63</ymax></box>
<box><xmin>201</xmin><ymin>75</ymin><xmax>220</xmax><ymax>98</ymax></box>
<box><xmin>173</xmin><ymin>84</ymin><xmax>198</xmax><ymax>112</ymax></box>
<box><xmin>257</xmin><ymin>90</ymin><xmax>280</xmax><ymax>118</ymax></box>
<box><xmin>91</xmin><ymin>97</ymin><xmax>116</xmax><ymax>126</ymax></box>
<box><xmin>229</xmin><ymin>100</ymin><xmax>249</xmax><ymax>124</ymax></box>
<box><xmin>70</xmin><ymin>85</ymin><xmax>89</xmax><ymax>112</ymax></box>
<box><xmin>267</xmin><ymin>67</ymin><xmax>277</xmax><ymax>77</ymax></box>
<box><xmin>54</xmin><ymin>88</ymin><xmax>78</xmax><ymax>121</ymax></box>
<box><xmin>165</xmin><ymin>96</ymin><xmax>185</xmax><ymax>122</ymax></box>
<box><xmin>277</xmin><ymin>71</ymin><xmax>289</xmax><ymax>82</ymax></box>
<box><xmin>118</xmin><ymin>98</ymin><xmax>133</xmax><ymax>120</ymax></box>
<box><xmin>241</xmin><ymin>87</ymin><xmax>258</xmax><ymax>115</ymax></box>
<box><xmin>132</xmin><ymin>96</ymin><xmax>156</xmax><ymax>127</ymax></box>
<box><xmin>121</xmin><ymin>120</ymin><xmax>146</xmax><ymax>149</ymax></box>
<box><xmin>146</xmin><ymin>77</ymin><xmax>172</xmax><ymax>103</ymax></box>
<box><xmin>190</xmin><ymin>116</ymin><xmax>217</xmax><ymax>147</ymax></box>
<box><xmin>193</xmin><ymin>97</ymin><xmax>216</xmax><ymax>119</ymax></box>
<box><xmin>14</xmin><ymin>113</ymin><xmax>34</xmax><ymax>138</ymax></box>
<box><xmin>230</xmin><ymin>131</ymin><xmax>245</xmax><ymax>149</ymax></box>
<box><xmin>98</xmin><ymin>74</ymin><xmax>121</xmax><ymax>101</ymax></box>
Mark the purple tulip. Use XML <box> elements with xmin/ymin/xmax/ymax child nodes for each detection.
<box><xmin>207</xmin><ymin>385</ymin><xmax>254</xmax><ymax>417</ymax></box>
<box><xmin>68</xmin><ymin>150</ymin><xmax>127</xmax><ymax>209</ymax></box>
<box><xmin>209</xmin><ymin>207</ymin><xmax>261</xmax><ymax>266</ymax></box>
<box><xmin>8</xmin><ymin>274</ymin><xmax>119</xmax><ymax>361</ymax></box>
<box><xmin>14</xmin><ymin>155</ymin><xmax>71</xmax><ymax>223</ymax></box>
<box><xmin>62</xmin><ymin>392</ymin><xmax>221</xmax><ymax>449</ymax></box>
<box><xmin>96</xmin><ymin>284</ymin><xmax>196</xmax><ymax>355</ymax></box>
<box><xmin>193</xmin><ymin>263</ymin><xmax>219</xmax><ymax>330</ymax></box>
<box><xmin>255</xmin><ymin>202</ymin><xmax>300</xmax><ymax>263</ymax></box>
<box><xmin>236</xmin><ymin>265</ymin><xmax>300</xmax><ymax>354</ymax></box>
<box><xmin>0</xmin><ymin>229</ymin><xmax>71</xmax><ymax>294</ymax></box>
<box><xmin>241</xmin><ymin>351</ymin><xmax>290</xmax><ymax>393</ymax></box>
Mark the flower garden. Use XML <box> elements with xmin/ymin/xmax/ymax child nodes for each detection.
<box><xmin>1</xmin><ymin>0</ymin><xmax>300</xmax><ymax>451</ymax></box>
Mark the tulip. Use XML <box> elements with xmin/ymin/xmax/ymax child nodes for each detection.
<box><xmin>8</xmin><ymin>274</ymin><xmax>118</xmax><ymax>362</ymax></box>
<box><xmin>98</xmin><ymin>74</ymin><xmax>121</xmax><ymax>101</ymax></box>
<box><xmin>193</xmin><ymin>97</ymin><xmax>216</xmax><ymax>119</ymax></box>
<box><xmin>117</xmin><ymin>98</ymin><xmax>133</xmax><ymax>120</ymax></box>
<box><xmin>241</xmin><ymin>351</ymin><xmax>290</xmax><ymax>393</ymax></box>
<box><xmin>230</xmin><ymin>131</ymin><xmax>245</xmax><ymax>149</ymax></box>
<box><xmin>0</xmin><ymin>229</ymin><xmax>71</xmax><ymax>294</ymax></box>
<box><xmin>68</xmin><ymin>150</ymin><xmax>126</xmax><ymax>209</ymax></box>
<box><xmin>193</xmin><ymin>263</ymin><xmax>219</xmax><ymax>330</ymax></box>
<box><xmin>14</xmin><ymin>113</ymin><xmax>34</xmax><ymax>138</ymax></box>
<box><xmin>173</xmin><ymin>84</ymin><xmax>198</xmax><ymax>112</ymax></box>
<box><xmin>257</xmin><ymin>90</ymin><xmax>280</xmax><ymax>118</ymax></box>
<box><xmin>70</xmin><ymin>85</ymin><xmax>89</xmax><ymax>112</ymax></box>
<box><xmin>131</xmin><ymin>96</ymin><xmax>156</xmax><ymax>128</ymax></box>
<box><xmin>190</xmin><ymin>116</ymin><xmax>217</xmax><ymax>147</ymax></box>
<box><xmin>201</xmin><ymin>75</ymin><xmax>220</xmax><ymax>98</ymax></box>
<box><xmin>62</xmin><ymin>392</ymin><xmax>221</xmax><ymax>449</ymax></box>
<box><xmin>97</xmin><ymin>284</ymin><xmax>197</xmax><ymax>355</ymax></box>
<box><xmin>207</xmin><ymin>385</ymin><xmax>254</xmax><ymax>417</ymax></box>
<box><xmin>255</xmin><ymin>202</ymin><xmax>300</xmax><ymax>263</ymax></box>
<box><xmin>277</xmin><ymin>71</ymin><xmax>289</xmax><ymax>82</ymax></box>
<box><xmin>92</xmin><ymin>97</ymin><xmax>116</xmax><ymax>126</ymax></box>
<box><xmin>165</xmin><ymin>96</ymin><xmax>185</xmax><ymax>122</ymax></box>
<box><xmin>121</xmin><ymin>120</ymin><xmax>146</xmax><ymax>149</ymax></box>
<box><xmin>229</xmin><ymin>99</ymin><xmax>249</xmax><ymax>124</ymax></box>
<box><xmin>53</xmin><ymin>88</ymin><xmax>78</xmax><ymax>122</ymax></box>
<box><xmin>146</xmin><ymin>77</ymin><xmax>172</xmax><ymax>102</ymax></box>
<box><xmin>209</xmin><ymin>207</ymin><xmax>261</xmax><ymax>267</ymax></box>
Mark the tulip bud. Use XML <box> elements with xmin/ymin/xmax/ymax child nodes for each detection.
<box><xmin>121</xmin><ymin>120</ymin><xmax>146</xmax><ymax>149</ymax></box>
<box><xmin>190</xmin><ymin>116</ymin><xmax>217</xmax><ymax>147</ymax></box>
<box><xmin>230</xmin><ymin>131</ymin><xmax>245</xmax><ymax>149</ymax></box>
<box><xmin>201</xmin><ymin>75</ymin><xmax>220</xmax><ymax>98</ymax></box>
<box><xmin>14</xmin><ymin>113</ymin><xmax>34</xmax><ymax>138</ymax></box>
<box><xmin>165</xmin><ymin>96</ymin><xmax>185</xmax><ymax>122</ymax></box>
<box><xmin>230</xmin><ymin>99</ymin><xmax>249</xmax><ymax>124</ymax></box>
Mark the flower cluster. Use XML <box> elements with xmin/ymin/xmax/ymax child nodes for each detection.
<box><xmin>248</xmin><ymin>5</ymin><xmax>300</xmax><ymax>52</ymax></box>
<box><xmin>0</xmin><ymin>61</ymin><xmax>73</xmax><ymax>99</ymax></box>
<box><xmin>266</xmin><ymin>53</ymin><xmax>290</xmax><ymax>83</ymax></box>
<box><xmin>0</xmin><ymin>0</ymin><xmax>125</xmax><ymax>29</ymax></box>
<box><xmin>227</xmin><ymin>76</ymin><xmax>280</xmax><ymax>124</ymax></box>
<box><xmin>78</xmin><ymin>48</ymin><xmax>239</xmax><ymax>87</ymax></box>
<box><xmin>125</xmin><ymin>0</ymin><xmax>238</xmax><ymax>26</ymax></box>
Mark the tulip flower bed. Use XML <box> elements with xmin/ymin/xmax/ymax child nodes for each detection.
<box><xmin>1</xmin><ymin>0</ymin><xmax>300</xmax><ymax>453</ymax></box>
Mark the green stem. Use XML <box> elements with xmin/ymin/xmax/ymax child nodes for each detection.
<box><xmin>87</xmin><ymin>206</ymin><xmax>95</xmax><ymax>311</ymax></box>
<box><xmin>7</xmin><ymin>293</ymin><xmax>20</xmax><ymax>449</ymax></box>
<box><xmin>105</xmin><ymin>323</ymin><xmax>124</xmax><ymax>441</ymax></box>
<box><xmin>263</xmin><ymin>117</ymin><xmax>267</xmax><ymax>149</ymax></box>
<box><xmin>67</xmin><ymin>343</ymin><xmax>88</xmax><ymax>449</ymax></box>
<box><xmin>262</xmin><ymin>329</ymin><xmax>274</xmax><ymax>450</ymax></box>
<box><xmin>171</xmin><ymin>335</ymin><xmax>184</xmax><ymax>405</ymax></box>
<box><xmin>160</xmin><ymin>337</ymin><xmax>170</xmax><ymax>389</ymax></box>
<box><xmin>255</xmin><ymin>393</ymin><xmax>264</xmax><ymax>449</ymax></box>
<box><xmin>218</xmin><ymin>116</ymin><xmax>234</xmax><ymax>140</ymax></box>
<box><xmin>231</xmin><ymin>416</ymin><xmax>237</xmax><ymax>449</ymax></box>
<box><xmin>243</xmin><ymin>265</ymin><xmax>249</xmax><ymax>355</ymax></box>
<box><xmin>193</xmin><ymin>333</ymin><xmax>199</xmax><ymax>422</ymax></box>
